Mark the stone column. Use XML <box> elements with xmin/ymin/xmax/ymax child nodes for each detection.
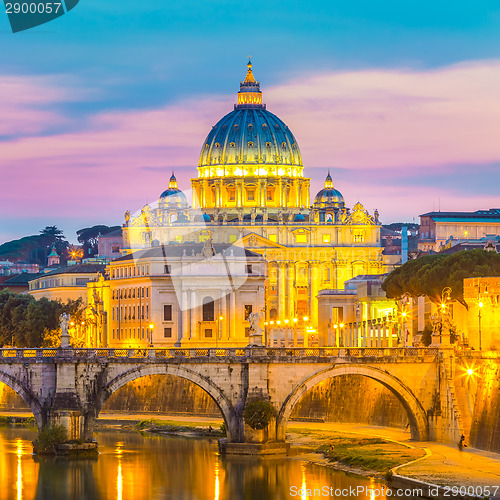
<box><xmin>190</xmin><ymin>292</ymin><xmax>198</xmax><ymax>340</ymax></box>
<box><xmin>286</xmin><ymin>263</ymin><xmax>296</xmax><ymax>319</ymax></box>
<box><xmin>308</xmin><ymin>262</ymin><xmax>319</xmax><ymax>326</ymax></box>
<box><xmin>180</xmin><ymin>290</ymin><xmax>188</xmax><ymax>346</ymax></box>
<box><xmin>230</xmin><ymin>289</ymin><xmax>236</xmax><ymax>339</ymax></box>
<box><xmin>221</xmin><ymin>292</ymin><xmax>228</xmax><ymax>341</ymax></box>
<box><xmin>278</xmin><ymin>262</ymin><xmax>286</xmax><ymax>320</ymax></box>
<box><xmin>387</xmin><ymin>321</ymin><xmax>393</xmax><ymax>348</ymax></box>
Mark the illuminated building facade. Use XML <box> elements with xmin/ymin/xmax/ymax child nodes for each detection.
<box><xmin>419</xmin><ymin>209</ymin><xmax>500</xmax><ymax>252</ymax></box>
<box><xmin>87</xmin><ymin>242</ymin><xmax>266</xmax><ymax>347</ymax></box>
<box><xmin>123</xmin><ymin>61</ymin><xmax>388</xmax><ymax>330</ymax></box>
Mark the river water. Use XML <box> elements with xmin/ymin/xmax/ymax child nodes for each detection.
<box><xmin>0</xmin><ymin>426</ymin><xmax>410</xmax><ymax>500</ymax></box>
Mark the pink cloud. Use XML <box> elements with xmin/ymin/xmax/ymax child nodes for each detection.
<box><xmin>267</xmin><ymin>61</ymin><xmax>500</xmax><ymax>169</ymax></box>
<box><xmin>1</xmin><ymin>61</ymin><xmax>500</xmax><ymax>230</ymax></box>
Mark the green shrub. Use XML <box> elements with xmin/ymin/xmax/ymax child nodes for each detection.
<box><xmin>220</xmin><ymin>422</ymin><xmax>226</xmax><ymax>436</ymax></box>
<box><xmin>23</xmin><ymin>416</ymin><xmax>36</xmax><ymax>427</ymax></box>
<box><xmin>243</xmin><ymin>400</ymin><xmax>275</xmax><ymax>430</ymax></box>
<box><xmin>33</xmin><ymin>425</ymin><xmax>67</xmax><ymax>454</ymax></box>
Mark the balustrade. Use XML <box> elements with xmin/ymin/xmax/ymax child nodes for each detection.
<box><xmin>0</xmin><ymin>346</ymin><xmax>444</xmax><ymax>361</ymax></box>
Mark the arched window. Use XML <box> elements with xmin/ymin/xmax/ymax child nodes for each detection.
<box><xmin>215</xmin><ymin>143</ymin><xmax>220</xmax><ymax>148</ymax></box>
<box><xmin>203</xmin><ymin>296</ymin><xmax>215</xmax><ymax>322</ymax></box>
<box><xmin>229</xmin><ymin>142</ymin><xmax>235</xmax><ymax>148</ymax></box>
<box><xmin>170</xmin><ymin>213</ymin><xmax>177</xmax><ymax>223</ymax></box>
<box><xmin>248</xmin><ymin>141</ymin><xmax>254</xmax><ymax>148</ymax></box>
<box><xmin>266</xmin><ymin>142</ymin><xmax>271</xmax><ymax>148</ymax></box>
<box><xmin>269</xmin><ymin>308</ymin><xmax>278</xmax><ymax>320</ymax></box>
<box><xmin>281</xmin><ymin>142</ymin><xmax>287</xmax><ymax>149</ymax></box>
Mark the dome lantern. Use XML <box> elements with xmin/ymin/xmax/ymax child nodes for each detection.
<box><xmin>237</xmin><ymin>57</ymin><xmax>264</xmax><ymax>108</ymax></box>
<box><xmin>159</xmin><ymin>171</ymin><xmax>188</xmax><ymax>208</ymax></box>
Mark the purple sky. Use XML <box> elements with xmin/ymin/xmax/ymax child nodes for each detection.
<box><xmin>1</xmin><ymin>1</ymin><xmax>500</xmax><ymax>243</ymax></box>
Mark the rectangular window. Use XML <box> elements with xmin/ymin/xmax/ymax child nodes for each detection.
<box><xmin>229</xmin><ymin>234</ymin><xmax>237</xmax><ymax>243</ymax></box>
<box><xmin>247</xmin><ymin>190</ymin><xmax>255</xmax><ymax>201</ymax></box>
<box><xmin>142</xmin><ymin>305</ymin><xmax>144</xmax><ymax>319</ymax></box>
<box><xmin>146</xmin><ymin>305</ymin><xmax>149</xmax><ymax>319</ymax></box>
<box><xmin>244</xmin><ymin>304</ymin><xmax>253</xmax><ymax>321</ymax></box>
<box><xmin>164</xmin><ymin>327</ymin><xmax>172</xmax><ymax>338</ymax></box>
<box><xmin>228</xmin><ymin>189</ymin><xmax>235</xmax><ymax>201</ymax></box>
<box><xmin>246</xmin><ymin>264</ymin><xmax>253</xmax><ymax>274</ymax></box>
<box><xmin>295</xmin><ymin>234</ymin><xmax>307</xmax><ymax>243</ymax></box>
<box><xmin>204</xmin><ymin>328</ymin><xmax>213</xmax><ymax>338</ymax></box>
<box><xmin>322</xmin><ymin>234</ymin><xmax>331</xmax><ymax>243</ymax></box>
<box><xmin>164</xmin><ymin>304</ymin><xmax>172</xmax><ymax>321</ymax></box>
<box><xmin>267</xmin><ymin>189</ymin><xmax>273</xmax><ymax>201</ymax></box>
<box><xmin>146</xmin><ymin>288</ymin><xmax>149</xmax><ymax>298</ymax></box>
<box><xmin>164</xmin><ymin>265</ymin><xmax>171</xmax><ymax>275</ymax></box>
<box><xmin>269</xmin><ymin>234</ymin><xmax>277</xmax><ymax>243</ymax></box>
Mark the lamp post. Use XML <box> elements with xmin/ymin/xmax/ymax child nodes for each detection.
<box><xmin>439</xmin><ymin>287</ymin><xmax>452</xmax><ymax>345</ymax></box>
<box><xmin>148</xmin><ymin>323</ymin><xmax>154</xmax><ymax>347</ymax></box>
<box><xmin>400</xmin><ymin>292</ymin><xmax>411</xmax><ymax>347</ymax></box>
<box><xmin>218</xmin><ymin>315</ymin><xmax>223</xmax><ymax>348</ymax></box>
<box><xmin>478</xmin><ymin>301</ymin><xmax>483</xmax><ymax>351</ymax></box>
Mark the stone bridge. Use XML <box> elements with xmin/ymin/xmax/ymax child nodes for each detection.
<box><xmin>0</xmin><ymin>346</ymin><xmax>488</xmax><ymax>449</ymax></box>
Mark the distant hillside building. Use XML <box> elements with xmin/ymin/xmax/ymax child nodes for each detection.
<box><xmin>97</xmin><ymin>228</ymin><xmax>122</xmax><ymax>259</ymax></box>
<box><xmin>419</xmin><ymin>209</ymin><xmax>500</xmax><ymax>252</ymax></box>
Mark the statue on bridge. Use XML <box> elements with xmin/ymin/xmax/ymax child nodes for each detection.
<box><xmin>248</xmin><ymin>312</ymin><xmax>263</xmax><ymax>347</ymax></box>
<box><xmin>59</xmin><ymin>313</ymin><xmax>72</xmax><ymax>348</ymax></box>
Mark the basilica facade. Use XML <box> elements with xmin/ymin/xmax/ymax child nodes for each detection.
<box><xmin>122</xmin><ymin>61</ymin><xmax>388</xmax><ymax>330</ymax></box>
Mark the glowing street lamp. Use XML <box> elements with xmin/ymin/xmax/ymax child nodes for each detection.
<box><xmin>148</xmin><ymin>323</ymin><xmax>154</xmax><ymax>347</ymax></box>
<box><xmin>478</xmin><ymin>301</ymin><xmax>483</xmax><ymax>351</ymax></box>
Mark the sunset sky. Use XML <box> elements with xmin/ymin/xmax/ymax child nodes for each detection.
<box><xmin>1</xmin><ymin>0</ymin><xmax>500</xmax><ymax>243</ymax></box>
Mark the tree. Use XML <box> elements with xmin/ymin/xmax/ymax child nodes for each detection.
<box><xmin>38</xmin><ymin>226</ymin><xmax>68</xmax><ymax>264</ymax></box>
<box><xmin>77</xmin><ymin>225</ymin><xmax>120</xmax><ymax>257</ymax></box>
<box><xmin>382</xmin><ymin>249</ymin><xmax>500</xmax><ymax>308</ymax></box>
<box><xmin>0</xmin><ymin>291</ymin><xmax>84</xmax><ymax>347</ymax></box>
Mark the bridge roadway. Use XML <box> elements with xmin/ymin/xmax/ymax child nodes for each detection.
<box><xmin>0</xmin><ymin>346</ymin><xmax>479</xmax><ymax>448</ymax></box>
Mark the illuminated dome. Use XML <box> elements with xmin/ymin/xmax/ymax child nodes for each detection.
<box><xmin>159</xmin><ymin>173</ymin><xmax>188</xmax><ymax>207</ymax></box>
<box><xmin>197</xmin><ymin>60</ymin><xmax>303</xmax><ymax>178</ymax></box>
<box><xmin>314</xmin><ymin>172</ymin><xmax>345</xmax><ymax>208</ymax></box>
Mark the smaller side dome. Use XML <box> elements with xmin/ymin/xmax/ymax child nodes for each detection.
<box><xmin>294</xmin><ymin>213</ymin><xmax>305</xmax><ymax>222</ymax></box>
<box><xmin>314</xmin><ymin>171</ymin><xmax>345</xmax><ymax>208</ymax></box>
<box><xmin>159</xmin><ymin>172</ymin><xmax>188</xmax><ymax>207</ymax></box>
<box><xmin>202</xmin><ymin>213</ymin><xmax>211</xmax><ymax>222</ymax></box>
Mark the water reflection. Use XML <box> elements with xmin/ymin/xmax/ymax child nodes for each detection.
<box><xmin>0</xmin><ymin>427</ymin><xmax>401</xmax><ymax>500</ymax></box>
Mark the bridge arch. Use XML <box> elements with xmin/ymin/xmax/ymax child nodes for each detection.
<box><xmin>0</xmin><ymin>370</ymin><xmax>45</xmax><ymax>429</ymax></box>
<box><xmin>277</xmin><ymin>364</ymin><xmax>429</xmax><ymax>441</ymax></box>
<box><xmin>96</xmin><ymin>364</ymin><xmax>241</xmax><ymax>442</ymax></box>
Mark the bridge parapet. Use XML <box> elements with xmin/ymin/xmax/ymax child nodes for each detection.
<box><xmin>0</xmin><ymin>346</ymin><xmax>442</xmax><ymax>363</ymax></box>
